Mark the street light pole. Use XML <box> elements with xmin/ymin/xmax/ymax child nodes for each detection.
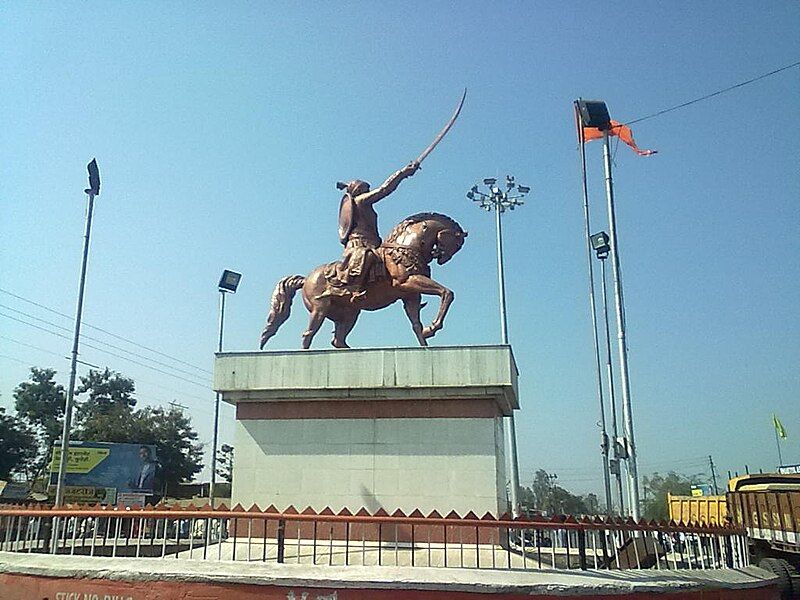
<box><xmin>495</xmin><ymin>198</ymin><xmax>509</xmax><ymax>344</ymax></box>
<box><xmin>598</xmin><ymin>253</ymin><xmax>625</xmax><ymax>514</ymax></box>
<box><xmin>210</xmin><ymin>270</ymin><xmax>241</xmax><ymax>507</ymax></box>
<box><xmin>467</xmin><ymin>177</ymin><xmax>530</xmax><ymax>518</ymax></box>
<box><xmin>54</xmin><ymin>159</ymin><xmax>100</xmax><ymax>510</ymax></box>
<box><xmin>494</xmin><ymin>199</ymin><xmax>521</xmax><ymax>518</ymax></box>
<box><xmin>210</xmin><ymin>290</ymin><xmax>225</xmax><ymax>507</ymax></box>
<box><xmin>602</xmin><ymin>132</ymin><xmax>641</xmax><ymax>520</ymax></box>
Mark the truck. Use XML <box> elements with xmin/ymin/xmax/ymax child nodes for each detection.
<box><xmin>669</xmin><ymin>473</ymin><xmax>800</xmax><ymax>599</ymax></box>
<box><xmin>727</xmin><ymin>473</ymin><xmax>800</xmax><ymax>599</ymax></box>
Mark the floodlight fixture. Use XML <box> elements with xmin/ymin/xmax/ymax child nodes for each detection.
<box><xmin>483</xmin><ymin>178</ymin><xmax>497</xmax><ymax>186</ymax></box>
<box><xmin>590</xmin><ymin>231</ymin><xmax>611</xmax><ymax>259</ymax></box>
<box><xmin>577</xmin><ymin>99</ymin><xmax>611</xmax><ymax>130</ymax></box>
<box><xmin>85</xmin><ymin>158</ymin><xmax>100</xmax><ymax>196</ymax></box>
<box><xmin>218</xmin><ymin>270</ymin><xmax>242</xmax><ymax>293</ymax></box>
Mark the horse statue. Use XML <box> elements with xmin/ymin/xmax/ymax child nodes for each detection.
<box><xmin>260</xmin><ymin>212</ymin><xmax>467</xmax><ymax>349</ymax></box>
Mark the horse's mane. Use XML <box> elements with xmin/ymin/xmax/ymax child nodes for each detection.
<box><xmin>384</xmin><ymin>212</ymin><xmax>464</xmax><ymax>243</ymax></box>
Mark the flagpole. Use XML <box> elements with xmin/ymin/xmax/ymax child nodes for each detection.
<box><xmin>602</xmin><ymin>130</ymin><xmax>642</xmax><ymax>521</ymax></box>
<box><xmin>775</xmin><ymin>420</ymin><xmax>784</xmax><ymax>467</ymax></box>
<box><xmin>574</xmin><ymin>101</ymin><xmax>613</xmax><ymax>516</ymax></box>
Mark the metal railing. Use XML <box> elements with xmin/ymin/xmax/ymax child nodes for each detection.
<box><xmin>0</xmin><ymin>504</ymin><xmax>748</xmax><ymax>572</ymax></box>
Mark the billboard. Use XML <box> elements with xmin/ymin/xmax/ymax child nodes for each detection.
<box><xmin>690</xmin><ymin>483</ymin><xmax>713</xmax><ymax>497</ymax></box>
<box><xmin>49</xmin><ymin>441</ymin><xmax>158</xmax><ymax>503</ymax></box>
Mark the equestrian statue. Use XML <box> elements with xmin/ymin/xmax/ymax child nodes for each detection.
<box><xmin>260</xmin><ymin>90</ymin><xmax>468</xmax><ymax>349</ymax></box>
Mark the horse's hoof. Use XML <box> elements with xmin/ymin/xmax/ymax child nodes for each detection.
<box><xmin>422</xmin><ymin>326</ymin><xmax>437</xmax><ymax>339</ymax></box>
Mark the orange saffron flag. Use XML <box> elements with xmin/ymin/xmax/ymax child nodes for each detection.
<box><xmin>583</xmin><ymin>120</ymin><xmax>657</xmax><ymax>156</ymax></box>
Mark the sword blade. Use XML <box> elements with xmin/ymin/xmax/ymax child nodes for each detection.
<box><xmin>415</xmin><ymin>88</ymin><xmax>467</xmax><ymax>164</ymax></box>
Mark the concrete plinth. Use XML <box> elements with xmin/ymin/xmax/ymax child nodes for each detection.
<box><xmin>214</xmin><ymin>346</ymin><xmax>519</xmax><ymax>516</ymax></box>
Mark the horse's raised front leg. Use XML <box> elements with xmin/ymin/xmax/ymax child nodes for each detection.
<box><xmin>394</xmin><ymin>275</ymin><xmax>453</xmax><ymax>340</ymax></box>
<box><xmin>302</xmin><ymin>309</ymin><xmax>326</xmax><ymax>349</ymax></box>
<box><xmin>402</xmin><ymin>294</ymin><xmax>427</xmax><ymax>347</ymax></box>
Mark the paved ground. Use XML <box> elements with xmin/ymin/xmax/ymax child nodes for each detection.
<box><xmin>0</xmin><ymin>549</ymin><xmax>777</xmax><ymax>597</ymax></box>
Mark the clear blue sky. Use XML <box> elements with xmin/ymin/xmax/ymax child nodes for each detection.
<box><xmin>1</xmin><ymin>2</ymin><xmax>798</xmax><ymax>495</ymax></box>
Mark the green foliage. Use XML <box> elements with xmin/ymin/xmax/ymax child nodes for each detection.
<box><xmin>642</xmin><ymin>471</ymin><xmax>705</xmax><ymax>521</ymax></box>
<box><xmin>74</xmin><ymin>369</ymin><xmax>204</xmax><ymax>492</ymax></box>
<box><xmin>135</xmin><ymin>406</ymin><xmax>204</xmax><ymax>490</ymax></box>
<box><xmin>75</xmin><ymin>368</ymin><xmax>136</xmax><ymax>421</ymax></box>
<box><xmin>11</xmin><ymin>367</ymin><xmax>204</xmax><ymax>494</ymax></box>
<box><xmin>13</xmin><ymin>367</ymin><xmax>66</xmax><ymax>476</ymax></box>
<box><xmin>522</xmin><ymin>469</ymin><xmax>592</xmax><ymax>516</ymax></box>
<box><xmin>216</xmin><ymin>444</ymin><xmax>234</xmax><ymax>484</ymax></box>
<box><xmin>75</xmin><ymin>368</ymin><xmax>143</xmax><ymax>444</ymax></box>
<box><xmin>0</xmin><ymin>407</ymin><xmax>38</xmax><ymax>480</ymax></box>
<box><xmin>584</xmin><ymin>492</ymin><xmax>600</xmax><ymax>514</ymax></box>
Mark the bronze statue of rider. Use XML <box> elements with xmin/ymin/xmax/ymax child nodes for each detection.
<box><xmin>329</xmin><ymin>161</ymin><xmax>420</xmax><ymax>300</ymax></box>
<box><xmin>323</xmin><ymin>89</ymin><xmax>466</xmax><ymax>302</ymax></box>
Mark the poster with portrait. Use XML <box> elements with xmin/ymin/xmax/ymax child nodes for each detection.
<box><xmin>49</xmin><ymin>441</ymin><xmax>158</xmax><ymax>503</ymax></box>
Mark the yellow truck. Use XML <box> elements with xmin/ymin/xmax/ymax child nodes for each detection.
<box><xmin>667</xmin><ymin>492</ymin><xmax>727</xmax><ymax>526</ymax></box>
<box><xmin>670</xmin><ymin>473</ymin><xmax>800</xmax><ymax>599</ymax></box>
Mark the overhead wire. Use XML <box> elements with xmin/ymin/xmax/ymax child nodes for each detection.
<box><xmin>0</xmin><ymin>335</ymin><xmax>68</xmax><ymax>359</ymax></box>
<box><xmin>536</xmin><ymin>456</ymin><xmax>710</xmax><ymax>478</ymax></box>
<box><xmin>0</xmin><ymin>304</ymin><xmax>211</xmax><ymax>382</ymax></box>
<box><xmin>0</xmin><ymin>354</ymin><xmax>30</xmax><ymax>366</ymax></box>
<box><xmin>624</xmin><ymin>60</ymin><xmax>800</xmax><ymax>126</ymax></box>
<box><xmin>1</xmin><ymin>340</ymin><xmax>217</xmax><ymax>413</ymax></box>
<box><xmin>0</xmin><ymin>288</ymin><xmax>212</xmax><ymax>375</ymax></box>
<box><xmin>0</xmin><ymin>311</ymin><xmax>211</xmax><ymax>390</ymax></box>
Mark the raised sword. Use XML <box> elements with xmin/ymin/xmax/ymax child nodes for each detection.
<box><xmin>415</xmin><ymin>88</ymin><xmax>467</xmax><ymax>165</ymax></box>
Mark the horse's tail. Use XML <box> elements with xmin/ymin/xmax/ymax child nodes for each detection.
<box><xmin>260</xmin><ymin>275</ymin><xmax>306</xmax><ymax>349</ymax></box>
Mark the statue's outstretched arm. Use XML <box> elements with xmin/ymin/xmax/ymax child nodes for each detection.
<box><xmin>360</xmin><ymin>161</ymin><xmax>420</xmax><ymax>205</ymax></box>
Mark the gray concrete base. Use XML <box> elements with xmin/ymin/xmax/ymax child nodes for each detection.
<box><xmin>0</xmin><ymin>551</ymin><xmax>777</xmax><ymax>596</ymax></box>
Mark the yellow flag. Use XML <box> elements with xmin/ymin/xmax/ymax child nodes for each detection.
<box><xmin>773</xmin><ymin>414</ymin><xmax>787</xmax><ymax>439</ymax></box>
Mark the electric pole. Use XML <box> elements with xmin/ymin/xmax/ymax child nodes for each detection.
<box><xmin>709</xmin><ymin>455</ymin><xmax>719</xmax><ymax>495</ymax></box>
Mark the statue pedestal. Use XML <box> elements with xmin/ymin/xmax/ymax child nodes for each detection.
<box><xmin>214</xmin><ymin>345</ymin><xmax>519</xmax><ymax>517</ymax></box>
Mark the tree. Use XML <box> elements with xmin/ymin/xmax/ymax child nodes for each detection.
<box><xmin>74</xmin><ymin>368</ymin><xmax>147</xmax><ymax>444</ymax></box>
<box><xmin>642</xmin><ymin>471</ymin><xmax>706</xmax><ymax>521</ymax></box>
<box><xmin>530</xmin><ymin>469</ymin><xmax>557</xmax><ymax>511</ymax></box>
<box><xmin>75</xmin><ymin>368</ymin><xmax>136</xmax><ymax>424</ymax></box>
<box><xmin>74</xmin><ymin>370</ymin><xmax>204</xmax><ymax>492</ymax></box>
<box><xmin>216</xmin><ymin>444</ymin><xmax>234</xmax><ymax>484</ymax></box>
<box><xmin>137</xmin><ymin>406</ymin><xmax>204</xmax><ymax>491</ymax></box>
<box><xmin>0</xmin><ymin>407</ymin><xmax>38</xmax><ymax>480</ymax></box>
<box><xmin>13</xmin><ymin>367</ymin><xmax>65</xmax><ymax>476</ymax></box>
<box><xmin>10</xmin><ymin>367</ymin><xmax>204</xmax><ymax>495</ymax></box>
<box><xmin>583</xmin><ymin>493</ymin><xmax>600</xmax><ymax>514</ymax></box>
<box><xmin>525</xmin><ymin>470</ymin><xmax>590</xmax><ymax>516</ymax></box>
